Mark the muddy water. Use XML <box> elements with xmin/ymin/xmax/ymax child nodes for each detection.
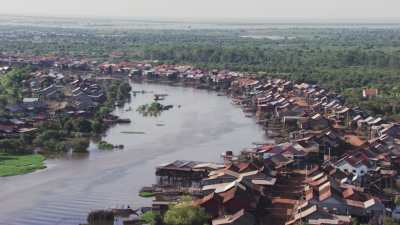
<box><xmin>0</xmin><ymin>82</ymin><xmax>268</xmax><ymax>225</ymax></box>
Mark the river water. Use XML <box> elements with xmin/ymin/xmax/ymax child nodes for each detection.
<box><xmin>0</xmin><ymin>82</ymin><xmax>267</xmax><ymax>225</ymax></box>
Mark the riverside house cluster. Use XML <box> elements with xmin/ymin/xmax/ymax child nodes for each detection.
<box><xmin>0</xmin><ymin>54</ymin><xmax>112</xmax><ymax>139</ymax></box>
<box><xmin>123</xmin><ymin>66</ymin><xmax>399</xmax><ymax>225</ymax></box>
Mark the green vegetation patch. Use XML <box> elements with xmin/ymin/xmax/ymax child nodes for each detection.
<box><xmin>0</xmin><ymin>153</ymin><xmax>46</xmax><ymax>177</ymax></box>
<box><xmin>97</xmin><ymin>140</ymin><xmax>124</xmax><ymax>150</ymax></box>
<box><xmin>139</xmin><ymin>191</ymin><xmax>156</xmax><ymax>198</ymax></box>
<box><xmin>141</xmin><ymin>211</ymin><xmax>160</xmax><ymax>224</ymax></box>
<box><xmin>137</xmin><ymin>102</ymin><xmax>164</xmax><ymax>117</ymax></box>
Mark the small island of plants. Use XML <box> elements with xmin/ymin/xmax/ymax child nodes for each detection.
<box><xmin>137</xmin><ymin>102</ymin><xmax>173</xmax><ymax>117</ymax></box>
<box><xmin>97</xmin><ymin>140</ymin><xmax>124</xmax><ymax>150</ymax></box>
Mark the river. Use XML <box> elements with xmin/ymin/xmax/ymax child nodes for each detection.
<box><xmin>0</xmin><ymin>82</ymin><xmax>268</xmax><ymax>225</ymax></box>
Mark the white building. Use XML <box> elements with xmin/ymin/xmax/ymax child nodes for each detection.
<box><xmin>336</xmin><ymin>155</ymin><xmax>369</xmax><ymax>178</ymax></box>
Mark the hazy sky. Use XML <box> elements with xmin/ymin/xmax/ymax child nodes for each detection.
<box><xmin>1</xmin><ymin>0</ymin><xmax>399</xmax><ymax>20</ymax></box>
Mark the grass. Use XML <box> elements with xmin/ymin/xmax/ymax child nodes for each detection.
<box><xmin>0</xmin><ymin>153</ymin><xmax>46</xmax><ymax>177</ymax></box>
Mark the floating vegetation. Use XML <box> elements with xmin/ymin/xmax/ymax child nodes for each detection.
<box><xmin>139</xmin><ymin>191</ymin><xmax>155</xmax><ymax>198</ymax></box>
<box><xmin>136</xmin><ymin>102</ymin><xmax>173</xmax><ymax>117</ymax></box>
<box><xmin>98</xmin><ymin>141</ymin><xmax>124</xmax><ymax>150</ymax></box>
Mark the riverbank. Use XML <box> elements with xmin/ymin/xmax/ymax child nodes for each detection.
<box><xmin>0</xmin><ymin>153</ymin><xmax>46</xmax><ymax>177</ymax></box>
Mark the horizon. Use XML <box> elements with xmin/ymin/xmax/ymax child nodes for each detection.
<box><xmin>2</xmin><ymin>13</ymin><xmax>400</xmax><ymax>25</ymax></box>
<box><xmin>1</xmin><ymin>0</ymin><xmax>400</xmax><ymax>23</ymax></box>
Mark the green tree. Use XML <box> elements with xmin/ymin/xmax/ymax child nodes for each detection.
<box><xmin>64</xmin><ymin>119</ymin><xmax>75</xmax><ymax>134</ymax></box>
<box><xmin>163</xmin><ymin>197</ymin><xmax>209</xmax><ymax>225</ymax></box>
<box><xmin>97</xmin><ymin>106</ymin><xmax>112</xmax><ymax>118</ymax></box>
<box><xmin>34</xmin><ymin>130</ymin><xmax>65</xmax><ymax>146</ymax></box>
<box><xmin>91</xmin><ymin>120</ymin><xmax>103</xmax><ymax>134</ymax></box>
<box><xmin>141</xmin><ymin>211</ymin><xmax>161</xmax><ymax>225</ymax></box>
<box><xmin>0</xmin><ymin>138</ymin><xmax>30</xmax><ymax>154</ymax></box>
<box><xmin>75</xmin><ymin>119</ymin><xmax>93</xmax><ymax>133</ymax></box>
<box><xmin>20</xmin><ymin>133</ymin><xmax>35</xmax><ymax>145</ymax></box>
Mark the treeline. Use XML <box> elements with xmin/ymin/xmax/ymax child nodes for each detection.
<box><xmin>139</xmin><ymin>44</ymin><xmax>400</xmax><ymax>70</ymax></box>
<box><xmin>2</xmin><ymin>26</ymin><xmax>400</xmax><ymax>118</ymax></box>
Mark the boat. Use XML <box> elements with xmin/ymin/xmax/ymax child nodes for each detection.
<box><xmin>245</xmin><ymin>113</ymin><xmax>253</xmax><ymax>118</ymax></box>
<box><xmin>116</xmin><ymin>118</ymin><xmax>132</xmax><ymax>124</ymax></box>
<box><xmin>154</xmin><ymin>95</ymin><xmax>166</xmax><ymax>101</ymax></box>
<box><xmin>162</xmin><ymin>105</ymin><xmax>173</xmax><ymax>110</ymax></box>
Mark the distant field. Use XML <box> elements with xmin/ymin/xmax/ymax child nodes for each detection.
<box><xmin>0</xmin><ymin>153</ymin><xmax>46</xmax><ymax>177</ymax></box>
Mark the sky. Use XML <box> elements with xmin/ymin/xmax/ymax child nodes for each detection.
<box><xmin>1</xmin><ymin>0</ymin><xmax>399</xmax><ymax>21</ymax></box>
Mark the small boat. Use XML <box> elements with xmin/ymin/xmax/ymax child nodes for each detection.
<box><xmin>155</xmin><ymin>94</ymin><xmax>168</xmax><ymax>97</ymax></box>
<box><xmin>154</xmin><ymin>95</ymin><xmax>165</xmax><ymax>101</ymax></box>
<box><xmin>163</xmin><ymin>105</ymin><xmax>173</xmax><ymax>110</ymax></box>
<box><xmin>121</xmin><ymin>131</ymin><xmax>146</xmax><ymax>134</ymax></box>
<box><xmin>116</xmin><ymin>118</ymin><xmax>131</xmax><ymax>124</ymax></box>
<box><xmin>245</xmin><ymin>113</ymin><xmax>253</xmax><ymax>118</ymax></box>
<box><xmin>115</xmin><ymin>101</ymin><xmax>124</xmax><ymax>107</ymax></box>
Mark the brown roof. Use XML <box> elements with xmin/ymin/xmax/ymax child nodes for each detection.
<box><xmin>344</xmin><ymin>135</ymin><xmax>366</xmax><ymax>147</ymax></box>
<box><xmin>363</xmin><ymin>88</ymin><xmax>378</xmax><ymax>97</ymax></box>
<box><xmin>342</xmin><ymin>188</ymin><xmax>354</xmax><ymax>199</ymax></box>
<box><xmin>218</xmin><ymin>187</ymin><xmax>237</xmax><ymax>203</ymax></box>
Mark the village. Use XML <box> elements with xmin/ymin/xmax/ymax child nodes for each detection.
<box><xmin>0</xmin><ymin>54</ymin><xmax>134</xmax><ymax>143</ymax></box>
<box><xmin>94</xmin><ymin>63</ymin><xmax>398</xmax><ymax>224</ymax></box>
<box><xmin>0</xmin><ymin>54</ymin><xmax>399</xmax><ymax>225</ymax></box>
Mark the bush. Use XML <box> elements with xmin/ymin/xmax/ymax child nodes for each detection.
<box><xmin>97</xmin><ymin>141</ymin><xmax>114</xmax><ymax>150</ymax></box>
<box><xmin>70</xmin><ymin>138</ymin><xmax>90</xmax><ymax>153</ymax></box>
<box><xmin>0</xmin><ymin>138</ymin><xmax>31</xmax><ymax>155</ymax></box>
<box><xmin>34</xmin><ymin>130</ymin><xmax>66</xmax><ymax>146</ymax></box>
<box><xmin>42</xmin><ymin>140</ymin><xmax>68</xmax><ymax>152</ymax></box>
